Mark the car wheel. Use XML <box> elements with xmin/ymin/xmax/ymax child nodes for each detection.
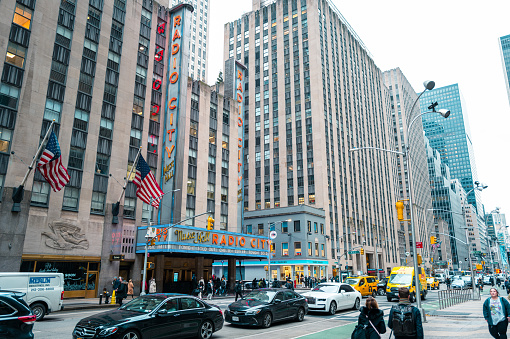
<box><xmin>31</xmin><ymin>302</ymin><xmax>46</xmax><ymax>321</ymax></box>
<box><xmin>262</xmin><ymin>312</ymin><xmax>272</xmax><ymax>328</ymax></box>
<box><xmin>409</xmin><ymin>293</ymin><xmax>415</xmax><ymax>303</ymax></box>
<box><xmin>121</xmin><ymin>330</ymin><xmax>141</xmax><ymax>339</ymax></box>
<box><xmin>296</xmin><ymin>307</ymin><xmax>305</xmax><ymax>322</ymax></box>
<box><xmin>329</xmin><ymin>301</ymin><xmax>337</xmax><ymax>315</ymax></box>
<box><xmin>353</xmin><ymin>298</ymin><xmax>360</xmax><ymax>310</ymax></box>
<box><xmin>198</xmin><ymin>320</ymin><xmax>214</xmax><ymax>339</ymax></box>
<box><xmin>377</xmin><ymin>288</ymin><xmax>385</xmax><ymax>296</ymax></box>
<box><xmin>372</xmin><ymin>290</ymin><xmax>377</xmax><ymax>298</ymax></box>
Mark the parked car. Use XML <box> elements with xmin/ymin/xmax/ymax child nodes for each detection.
<box><xmin>344</xmin><ymin>276</ymin><xmax>379</xmax><ymax>297</ymax></box>
<box><xmin>224</xmin><ymin>288</ymin><xmax>308</xmax><ymax>328</ymax></box>
<box><xmin>483</xmin><ymin>276</ymin><xmax>492</xmax><ymax>285</ymax></box>
<box><xmin>377</xmin><ymin>277</ymin><xmax>388</xmax><ymax>295</ymax></box>
<box><xmin>434</xmin><ymin>273</ymin><xmax>446</xmax><ymax>283</ymax></box>
<box><xmin>0</xmin><ymin>272</ymin><xmax>64</xmax><ymax>320</ymax></box>
<box><xmin>461</xmin><ymin>276</ymin><xmax>473</xmax><ymax>288</ymax></box>
<box><xmin>0</xmin><ymin>290</ymin><xmax>36</xmax><ymax>339</ymax></box>
<box><xmin>451</xmin><ymin>279</ymin><xmax>466</xmax><ymax>289</ymax></box>
<box><xmin>301</xmin><ymin>283</ymin><xmax>361</xmax><ymax>314</ymax></box>
<box><xmin>73</xmin><ymin>294</ymin><xmax>223</xmax><ymax>339</ymax></box>
<box><xmin>426</xmin><ymin>277</ymin><xmax>440</xmax><ymax>290</ymax></box>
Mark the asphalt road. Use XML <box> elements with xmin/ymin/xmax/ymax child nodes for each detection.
<box><xmin>33</xmin><ymin>288</ymin><xmax>443</xmax><ymax>339</ymax></box>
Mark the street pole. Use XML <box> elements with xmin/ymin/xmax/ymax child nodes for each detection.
<box><xmin>268</xmin><ymin>223</ymin><xmax>271</xmax><ymax>281</ymax></box>
<box><xmin>375</xmin><ymin>236</ymin><xmax>379</xmax><ymax>281</ymax></box>
<box><xmin>141</xmin><ymin>196</ymin><xmax>154</xmax><ymax>296</ymax></box>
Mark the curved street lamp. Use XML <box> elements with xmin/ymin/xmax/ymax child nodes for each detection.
<box><xmin>350</xmin><ymin>80</ymin><xmax>449</xmax><ymax>322</ymax></box>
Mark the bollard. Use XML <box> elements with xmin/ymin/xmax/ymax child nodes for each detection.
<box><xmin>99</xmin><ymin>293</ymin><xmax>103</xmax><ymax>305</ymax></box>
<box><xmin>110</xmin><ymin>290</ymin><xmax>116</xmax><ymax>304</ymax></box>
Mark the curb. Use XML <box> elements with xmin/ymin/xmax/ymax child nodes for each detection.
<box><xmin>62</xmin><ymin>303</ymin><xmax>120</xmax><ymax>312</ymax></box>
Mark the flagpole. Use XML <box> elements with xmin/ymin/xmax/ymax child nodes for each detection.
<box><xmin>112</xmin><ymin>146</ymin><xmax>142</xmax><ymax>223</ymax></box>
<box><xmin>12</xmin><ymin>120</ymin><xmax>55</xmax><ymax>212</ymax></box>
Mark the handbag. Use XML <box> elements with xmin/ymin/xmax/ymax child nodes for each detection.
<box><xmin>351</xmin><ymin>324</ymin><xmax>368</xmax><ymax>339</ymax></box>
<box><xmin>367</xmin><ymin>318</ymin><xmax>381</xmax><ymax>338</ymax></box>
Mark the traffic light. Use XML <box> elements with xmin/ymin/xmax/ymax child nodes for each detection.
<box><xmin>430</xmin><ymin>236</ymin><xmax>437</xmax><ymax>245</ymax></box>
<box><xmin>147</xmin><ymin>262</ymin><xmax>154</xmax><ymax>269</ymax></box>
<box><xmin>360</xmin><ymin>248</ymin><xmax>364</xmax><ymax>255</ymax></box>
<box><xmin>395</xmin><ymin>201</ymin><xmax>404</xmax><ymax>221</ymax></box>
<box><xmin>149</xmin><ymin>238</ymin><xmax>156</xmax><ymax>246</ymax></box>
<box><xmin>207</xmin><ymin>216</ymin><xmax>215</xmax><ymax>230</ymax></box>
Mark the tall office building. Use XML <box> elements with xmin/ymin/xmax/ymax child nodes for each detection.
<box><xmin>500</xmin><ymin>34</ymin><xmax>510</xmax><ymax>104</ymax></box>
<box><xmin>224</xmin><ymin>0</ymin><xmax>401</xmax><ymax>278</ymax></box>
<box><xmin>0</xmin><ymin>0</ymin><xmax>255</xmax><ymax>298</ymax></box>
<box><xmin>170</xmin><ymin>0</ymin><xmax>210</xmax><ymax>82</ymax></box>
<box><xmin>419</xmin><ymin>84</ymin><xmax>484</xmax><ymax>220</ymax></box>
<box><xmin>485</xmin><ymin>211</ymin><xmax>509</xmax><ymax>271</ymax></box>
<box><xmin>383</xmin><ymin>68</ymin><xmax>434</xmax><ymax>267</ymax></box>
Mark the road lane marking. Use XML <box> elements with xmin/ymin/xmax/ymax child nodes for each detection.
<box><xmin>291</xmin><ymin>320</ymin><xmax>358</xmax><ymax>339</ymax></box>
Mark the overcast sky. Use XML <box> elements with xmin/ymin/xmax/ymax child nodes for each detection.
<box><xmin>207</xmin><ymin>0</ymin><xmax>510</xmax><ymax>218</ymax></box>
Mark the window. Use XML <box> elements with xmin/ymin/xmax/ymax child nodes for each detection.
<box><xmin>68</xmin><ymin>147</ymin><xmax>84</xmax><ymax>169</ymax></box>
<box><xmin>142</xmin><ymin>203</ymin><xmax>150</xmax><ymax>223</ymax></box>
<box><xmin>0</xmin><ymin>300</ymin><xmax>15</xmax><ymax>316</ymax></box>
<box><xmin>315</xmin><ymin>242</ymin><xmax>319</xmax><ymax>256</ymax></box>
<box><xmin>246</xmin><ymin>224</ymin><xmax>252</xmax><ymax>234</ymax></box>
<box><xmin>294</xmin><ymin>242</ymin><xmax>301</xmax><ymax>256</ymax></box>
<box><xmin>123</xmin><ymin>198</ymin><xmax>135</xmax><ymax>218</ymax></box>
<box><xmin>190</xmin><ymin>121</ymin><xmax>198</xmax><ymax>136</ymax></box>
<box><xmin>321</xmin><ymin>244</ymin><xmax>325</xmax><ymax>257</ymax></box>
<box><xmin>314</xmin><ymin>222</ymin><xmax>318</xmax><ymax>233</ymax></box>
<box><xmin>308</xmin><ymin>242</ymin><xmax>312</xmax><ymax>255</ymax></box>
<box><xmin>6</xmin><ymin>42</ymin><xmax>26</xmax><ymax>68</ymax></box>
<box><xmin>282</xmin><ymin>242</ymin><xmax>289</xmax><ymax>256</ymax></box>
<box><xmin>31</xmin><ymin>181</ymin><xmax>50</xmax><ymax>206</ymax></box>
<box><xmin>294</xmin><ymin>220</ymin><xmax>300</xmax><ymax>232</ymax></box>
<box><xmin>91</xmin><ymin>192</ymin><xmax>105</xmax><ymax>214</ymax></box>
<box><xmin>0</xmin><ymin>127</ymin><xmax>12</xmax><ymax>153</ymax></box>
<box><xmin>13</xmin><ymin>4</ymin><xmax>32</xmax><ymax>30</ymax></box>
<box><xmin>207</xmin><ymin>183</ymin><xmax>214</xmax><ymax>199</ymax></box>
<box><xmin>62</xmin><ymin>187</ymin><xmax>79</xmax><ymax>210</ymax></box>
<box><xmin>187</xmin><ymin>178</ymin><xmax>196</xmax><ymax>195</ymax></box>
<box><xmin>222</xmin><ymin>134</ymin><xmax>229</xmax><ymax>149</ymax></box>
<box><xmin>180</xmin><ymin>298</ymin><xmax>203</xmax><ymax>310</ymax></box>
<box><xmin>209</xmin><ymin>129</ymin><xmax>216</xmax><ymax>144</ymax></box>
<box><xmin>320</xmin><ymin>223</ymin><xmax>324</xmax><ymax>234</ymax></box>
<box><xmin>307</xmin><ymin>221</ymin><xmax>311</xmax><ymax>233</ymax></box>
<box><xmin>220</xmin><ymin>187</ymin><xmax>227</xmax><ymax>202</ymax></box>
<box><xmin>282</xmin><ymin>221</ymin><xmax>288</xmax><ymax>233</ymax></box>
<box><xmin>45</xmin><ymin>99</ymin><xmax>62</xmax><ymax>122</ymax></box>
<box><xmin>95</xmin><ymin>154</ymin><xmax>109</xmax><ymax>175</ymax></box>
<box><xmin>258</xmin><ymin>224</ymin><xmax>264</xmax><ymax>235</ymax></box>
<box><xmin>100</xmin><ymin>118</ymin><xmax>113</xmax><ymax>139</ymax></box>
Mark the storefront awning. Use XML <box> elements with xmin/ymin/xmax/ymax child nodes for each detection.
<box><xmin>136</xmin><ymin>224</ymin><xmax>268</xmax><ymax>259</ymax></box>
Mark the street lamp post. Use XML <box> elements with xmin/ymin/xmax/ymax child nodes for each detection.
<box><xmin>267</xmin><ymin>219</ymin><xmax>291</xmax><ymax>281</ymax></box>
<box><xmin>351</xmin><ymin>80</ymin><xmax>450</xmax><ymax>322</ymax></box>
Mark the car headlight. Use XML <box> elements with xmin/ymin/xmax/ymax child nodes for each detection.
<box><xmin>98</xmin><ymin>327</ymin><xmax>119</xmax><ymax>336</ymax></box>
<box><xmin>245</xmin><ymin>309</ymin><xmax>262</xmax><ymax>315</ymax></box>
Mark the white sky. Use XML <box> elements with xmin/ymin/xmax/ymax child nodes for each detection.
<box><xmin>207</xmin><ymin>0</ymin><xmax>510</xmax><ymax>217</ymax></box>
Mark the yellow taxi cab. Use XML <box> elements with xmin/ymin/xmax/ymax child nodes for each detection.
<box><xmin>344</xmin><ymin>276</ymin><xmax>379</xmax><ymax>297</ymax></box>
<box><xmin>386</xmin><ymin>266</ymin><xmax>427</xmax><ymax>302</ymax></box>
<box><xmin>426</xmin><ymin>277</ymin><xmax>439</xmax><ymax>290</ymax></box>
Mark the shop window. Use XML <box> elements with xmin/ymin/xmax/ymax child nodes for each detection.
<box><xmin>91</xmin><ymin>192</ymin><xmax>105</xmax><ymax>214</ymax></box>
<box><xmin>13</xmin><ymin>4</ymin><xmax>32</xmax><ymax>30</ymax></box>
<box><xmin>31</xmin><ymin>181</ymin><xmax>50</xmax><ymax>206</ymax></box>
<box><xmin>0</xmin><ymin>127</ymin><xmax>12</xmax><ymax>153</ymax></box>
<box><xmin>282</xmin><ymin>242</ymin><xmax>289</xmax><ymax>256</ymax></box>
<box><xmin>294</xmin><ymin>242</ymin><xmax>301</xmax><ymax>256</ymax></box>
<box><xmin>5</xmin><ymin>42</ymin><xmax>26</xmax><ymax>68</ymax></box>
<box><xmin>62</xmin><ymin>187</ymin><xmax>80</xmax><ymax>210</ymax></box>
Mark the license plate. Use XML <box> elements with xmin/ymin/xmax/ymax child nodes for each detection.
<box><xmin>232</xmin><ymin>316</ymin><xmax>239</xmax><ymax>321</ymax></box>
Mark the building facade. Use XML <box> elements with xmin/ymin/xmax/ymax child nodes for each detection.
<box><xmin>500</xmin><ymin>34</ymin><xmax>510</xmax><ymax>105</ymax></box>
<box><xmin>383</xmin><ymin>68</ymin><xmax>434</xmax><ymax>267</ymax></box>
<box><xmin>170</xmin><ymin>0</ymin><xmax>210</xmax><ymax>82</ymax></box>
<box><xmin>224</xmin><ymin>0</ymin><xmax>401</xmax><ymax>278</ymax></box>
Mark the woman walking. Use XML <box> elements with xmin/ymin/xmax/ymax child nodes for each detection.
<box><xmin>354</xmin><ymin>296</ymin><xmax>386</xmax><ymax>338</ymax></box>
<box><xmin>483</xmin><ymin>288</ymin><xmax>510</xmax><ymax>339</ymax></box>
<box><xmin>127</xmin><ymin>279</ymin><xmax>134</xmax><ymax>299</ymax></box>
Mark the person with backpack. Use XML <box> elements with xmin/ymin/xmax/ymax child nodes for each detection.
<box><xmin>483</xmin><ymin>287</ymin><xmax>510</xmax><ymax>338</ymax></box>
<box><xmin>388</xmin><ymin>287</ymin><xmax>423</xmax><ymax>339</ymax></box>
<box><xmin>351</xmin><ymin>296</ymin><xmax>386</xmax><ymax>339</ymax></box>
<box><xmin>235</xmin><ymin>280</ymin><xmax>243</xmax><ymax>301</ymax></box>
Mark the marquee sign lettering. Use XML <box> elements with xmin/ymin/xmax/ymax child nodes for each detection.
<box><xmin>234</xmin><ymin>61</ymin><xmax>247</xmax><ymax>231</ymax></box>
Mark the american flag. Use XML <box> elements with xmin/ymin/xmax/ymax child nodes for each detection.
<box><xmin>132</xmin><ymin>155</ymin><xmax>164</xmax><ymax>208</ymax></box>
<box><xmin>37</xmin><ymin>131</ymin><xmax>70</xmax><ymax>192</ymax></box>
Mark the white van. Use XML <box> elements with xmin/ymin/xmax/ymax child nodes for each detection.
<box><xmin>0</xmin><ymin>272</ymin><xmax>64</xmax><ymax>320</ymax></box>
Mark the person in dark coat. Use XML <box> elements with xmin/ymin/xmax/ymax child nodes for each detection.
<box><xmin>116</xmin><ymin>277</ymin><xmax>128</xmax><ymax>305</ymax></box>
<box><xmin>235</xmin><ymin>280</ymin><xmax>243</xmax><ymax>301</ymax></box>
<box><xmin>357</xmin><ymin>297</ymin><xmax>386</xmax><ymax>339</ymax></box>
<box><xmin>388</xmin><ymin>287</ymin><xmax>423</xmax><ymax>339</ymax></box>
<box><xmin>252</xmin><ymin>278</ymin><xmax>258</xmax><ymax>290</ymax></box>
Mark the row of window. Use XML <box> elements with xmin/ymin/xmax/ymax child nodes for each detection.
<box><xmin>245</xmin><ymin>220</ymin><xmax>324</xmax><ymax>235</ymax></box>
<box><xmin>271</xmin><ymin>241</ymin><xmax>325</xmax><ymax>257</ymax></box>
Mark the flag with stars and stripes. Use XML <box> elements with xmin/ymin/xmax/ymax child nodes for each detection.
<box><xmin>37</xmin><ymin>131</ymin><xmax>70</xmax><ymax>192</ymax></box>
<box><xmin>132</xmin><ymin>155</ymin><xmax>164</xmax><ymax>208</ymax></box>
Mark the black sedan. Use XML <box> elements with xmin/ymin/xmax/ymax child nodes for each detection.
<box><xmin>0</xmin><ymin>290</ymin><xmax>36</xmax><ymax>339</ymax></box>
<box><xmin>224</xmin><ymin>288</ymin><xmax>308</xmax><ymax>328</ymax></box>
<box><xmin>72</xmin><ymin>294</ymin><xmax>223</xmax><ymax>339</ymax></box>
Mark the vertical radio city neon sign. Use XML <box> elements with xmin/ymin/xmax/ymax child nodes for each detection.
<box><xmin>161</xmin><ymin>3</ymin><xmax>193</xmax><ymax>223</ymax></box>
<box><xmin>235</xmin><ymin>61</ymin><xmax>247</xmax><ymax>230</ymax></box>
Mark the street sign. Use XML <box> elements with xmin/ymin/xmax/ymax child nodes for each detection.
<box><xmin>416</xmin><ymin>242</ymin><xmax>423</xmax><ymax>248</ymax></box>
<box><xmin>405</xmin><ymin>252</ymin><xmax>410</xmax><ymax>257</ymax></box>
<box><xmin>269</xmin><ymin>231</ymin><xmax>277</xmax><ymax>239</ymax></box>
<box><xmin>348</xmin><ymin>250</ymin><xmax>360</xmax><ymax>254</ymax></box>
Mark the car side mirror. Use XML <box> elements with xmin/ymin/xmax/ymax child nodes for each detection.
<box><xmin>157</xmin><ymin>309</ymin><xmax>169</xmax><ymax>317</ymax></box>
<box><xmin>274</xmin><ymin>299</ymin><xmax>282</xmax><ymax>304</ymax></box>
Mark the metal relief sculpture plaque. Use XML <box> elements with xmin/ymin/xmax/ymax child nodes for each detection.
<box><xmin>41</xmin><ymin>220</ymin><xmax>89</xmax><ymax>250</ymax></box>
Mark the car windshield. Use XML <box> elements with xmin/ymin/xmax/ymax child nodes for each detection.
<box><xmin>452</xmin><ymin>279</ymin><xmax>463</xmax><ymax>283</ymax></box>
<box><xmin>244</xmin><ymin>290</ymin><xmax>277</xmax><ymax>302</ymax></box>
<box><xmin>344</xmin><ymin>278</ymin><xmax>360</xmax><ymax>285</ymax></box>
<box><xmin>427</xmin><ymin>278</ymin><xmax>434</xmax><ymax>283</ymax></box>
<box><xmin>312</xmin><ymin>284</ymin><xmax>339</xmax><ymax>293</ymax></box>
<box><xmin>119</xmin><ymin>296</ymin><xmax>164</xmax><ymax>313</ymax></box>
<box><xmin>388</xmin><ymin>274</ymin><xmax>413</xmax><ymax>285</ymax></box>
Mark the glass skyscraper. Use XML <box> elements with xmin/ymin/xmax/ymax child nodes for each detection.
<box><xmin>500</xmin><ymin>34</ymin><xmax>510</xmax><ymax>104</ymax></box>
<box><xmin>419</xmin><ymin>84</ymin><xmax>483</xmax><ymax>219</ymax></box>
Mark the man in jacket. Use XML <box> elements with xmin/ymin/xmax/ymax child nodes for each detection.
<box><xmin>235</xmin><ymin>280</ymin><xmax>243</xmax><ymax>301</ymax></box>
<box><xmin>388</xmin><ymin>287</ymin><xmax>423</xmax><ymax>339</ymax></box>
<box><xmin>116</xmin><ymin>277</ymin><xmax>128</xmax><ymax>306</ymax></box>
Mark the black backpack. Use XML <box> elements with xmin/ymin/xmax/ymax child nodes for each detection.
<box><xmin>391</xmin><ymin>304</ymin><xmax>417</xmax><ymax>337</ymax></box>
